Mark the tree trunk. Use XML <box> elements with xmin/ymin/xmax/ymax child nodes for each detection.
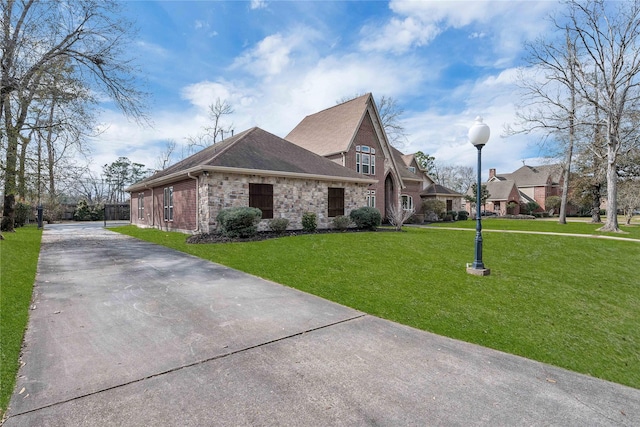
<box><xmin>590</xmin><ymin>183</ymin><xmax>602</xmax><ymax>223</ymax></box>
<box><xmin>17</xmin><ymin>133</ymin><xmax>28</xmax><ymax>198</ymax></box>
<box><xmin>45</xmin><ymin>101</ymin><xmax>56</xmax><ymax>197</ymax></box>
<box><xmin>599</xmin><ymin>144</ymin><xmax>620</xmax><ymax>232</ymax></box>
<box><xmin>1</xmin><ymin>107</ymin><xmax>18</xmax><ymax>232</ymax></box>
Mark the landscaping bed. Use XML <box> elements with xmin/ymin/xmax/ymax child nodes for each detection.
<box><xmin>186</xmin><ymin>227</ymin><xmax>398</xmax><ymax>244</ymax></box>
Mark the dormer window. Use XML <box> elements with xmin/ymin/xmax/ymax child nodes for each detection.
<box><xmin>408</xmin><ymin>166</ymin><xmax>416</xmax><ymax>173</ymax></box>
<box><xmin>356</xmin><ymin>145</ymin><xmax>375</xmax><ymax>175</ymax></box>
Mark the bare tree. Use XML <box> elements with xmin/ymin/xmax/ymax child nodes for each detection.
<box><xmin>432</xmin><ymin>163</ymin><xmax>475</xmax><ymax>194</ymax></box>
<box><xmin>337</xmin><ymin>93</ymin><xmax>408</xmax><ymax>147</ymax></box>
<box><xmin>510</xmin><ymin>26</ymin><xmax>582</xmax><ymax>225</ymax></box>
<box><xmin>155</xmin><ymin>139</ymin><xmax>177</xmax><ymax>170</ymax></box>
<box><xmin>186</xmin><ymin>98</ymin><xmax>234</xmax><ymax>153</ymax></box>
<box><xmin>564</xmin><ymin>0</ymin><xmax>640</xmax><ymax>232</ymax></box>
<box><xmin>387</xmin><ymin>200</ymin><xmax>415</xmax><ymax>231</ymax></box>
<box><xmin>1</xmin><ymin>0</ymin><xmax>146</xmax><ymax>232</ymax></box>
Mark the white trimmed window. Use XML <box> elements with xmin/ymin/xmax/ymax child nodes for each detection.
<box><xmin>401</xmin><ymin>194</ymin><xmax>413</xmax><ymax>211</ymax></box>
<box><xmin>356</xmin><ymin>145</ymin><xmax>376</xmax><ymax>175</ymax></box>
<box><xmin>137</xmin><ymin>193</ymin><xmax>144</xmax><ymax>219</ymax></box>
<box><xmin>366</xmin><ymin>190</ymin><xmax>376</xmax><ymax>208</ymax></box>
<box><xmin>163</xmin><ymin>187</ymin><xmax>173</xmax><ymax>221</ymax></box>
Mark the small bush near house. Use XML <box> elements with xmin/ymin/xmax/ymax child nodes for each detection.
<box><xmin>422</xmin><ymin>199</ymin><xmax>446</xmax><ymax>220</ymax></box>
<box><xmin>457</xmin><ymin>211</ymin><xmax>468</xmax><ymax>221</ymax></box>
<box><xmin>302</xmin><ymin>212</ymin><xmax>317</xmax><ymax>232</ymax></box>
<box><xmin>332</xmin><ymin>215</ymin><xmax>352</xmax><ymax>230</ymax></box>
<box><xmin>217</xmin><ymin>207</ymin><xmax>262</xmax><ymax>238</ymax></box>
<box><xmin>350</xmin><ymin>207</ymin><xmax>381</xmax><ymax>230</ymax></box>
<box><xmin>446</xmin><ymin>210</ymin><xmax>457</xmax><ymax>221</ymax></box>
<box><xmin>268</xmin><ymin>218</ymin><xmax>290</xmax><ymax>234</ymax></box>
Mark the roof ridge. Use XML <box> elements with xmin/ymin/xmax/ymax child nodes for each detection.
<box><xmin>199</xmin><ymin>127</ymin><xmax>256</xmax><ymax>164</ymax></box>
<box><xmin>304</xmin><ymin>92</ymin><xmax>371</xmax><ymax>118</ymax></box>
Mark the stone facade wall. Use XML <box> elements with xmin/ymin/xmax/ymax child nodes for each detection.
<box><xmin>200</xmin><ymin>172</ymin><xmax>370</xmax><ymax>232</ymax></box>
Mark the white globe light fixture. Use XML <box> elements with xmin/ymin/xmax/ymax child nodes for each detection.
<box><xmin>467</xmin><ymin>117</ymin><xmax>491</xmax><ymax>276</ymax></box>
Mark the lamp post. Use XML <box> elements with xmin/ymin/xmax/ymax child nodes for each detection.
<box><xmin>467</xmin><ymin>117</ymin><xmax>491</xmax><ymax>276</ymax></box>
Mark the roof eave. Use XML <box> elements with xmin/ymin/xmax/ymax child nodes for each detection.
<box><xmin>126</xmin><ymin>165</ymin><xmax>377</xmax><ymax>192</ymax></box>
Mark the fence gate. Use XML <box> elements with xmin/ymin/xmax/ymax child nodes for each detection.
<box><xmin>104</xmin><ymin>203</ymin><xmax>130</xmax><ymax>221</ymax></box>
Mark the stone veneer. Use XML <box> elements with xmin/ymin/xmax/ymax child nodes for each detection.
<box><xmin>199</xmin><ymin>172</ymin><xmax>370</xmax><ymax>232</ymax></box>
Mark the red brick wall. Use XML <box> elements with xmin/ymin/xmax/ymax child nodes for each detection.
<box><xmin>142</xmin><ymin>179</ymin><xmax>197</xmax><ymax>232</ymax></box>
<box><xmin>346</xmin><ymin>111</ymin><xmax>388</xmax><ymax>212</ymax></box>
<box><xmin>130</xmin><ymin>189</ymin><xmax>152</xmax><ymax>226</ymax></box>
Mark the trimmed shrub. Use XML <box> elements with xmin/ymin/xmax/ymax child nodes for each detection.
<box><xmin>302</xmin><ymin>212</ymin><xmax>317</xmax><ymax>232</ymax></box>
<box><xmin>15</xmin><ymin>202</ymin><xmax>32</xmax><ymax>227</ymax></box>
<box><xmin>446</xmin><ymin>210</ymin><xmax>457</xmax><ymax>221</ymax></box>
<box><xmin>350</xmin><ymin>207</ymin><xmax>381</xmax><ymax>230</ymax></box>
<box><xmin>268</xmin><ymin>218</ymin><xmax>289</xmax><ymax>234</ymax></box>
<box><xmin>332</xmin><ymin>215</ymin><xmax>352</xmax><ymax>230</ymax></box>
<box><xmin>422</xmin><ymin>199</ymin><xmax>446</xmax><ymax>220</ymax></box>
<box><xmin>216</xmin><ymin>207</ymin><xmax>262</xmax><ymax>238</ymax></box>
<box><xmin>457</xmin><ymin>210</ymin><xmax>469</xmax><ymax>221</ymax></box>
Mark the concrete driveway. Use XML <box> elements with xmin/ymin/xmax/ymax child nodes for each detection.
<box><xmin>4</xmin><ymin>222</ymin><xmax>640</xmax><ymax>426</ymax></box>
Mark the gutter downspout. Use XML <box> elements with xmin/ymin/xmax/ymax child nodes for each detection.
<box><xmin>187</xmin><ymin>172</ymin><xmax>200</xmax><ymax>234</ymax></box>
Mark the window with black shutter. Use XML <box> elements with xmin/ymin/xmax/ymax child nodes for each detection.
<box><xmin>249</xmin><ymin>183</ymin><xmax>273</xmax><ymax>219</ymax></box>
<box><xmin>328</xmin><ymin>187</ymin><xmax>344</xmax><ymax>217</ymax></box>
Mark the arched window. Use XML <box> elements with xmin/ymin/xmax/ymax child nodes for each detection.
<box><xmin>401</xmin><ymin>195</ymin><xmax>413</xmax><ymax>211</ymax></box>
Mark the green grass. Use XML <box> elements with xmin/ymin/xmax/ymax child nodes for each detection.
<box><xmin>113</xmin><ymin>225</ymin><xmax>640</xmax><ymax>390</ymax></box>
<box><xmin>431</xmin><ymin>217</ymin><xmax>640</xmax><ymax>239</ymax></box>
<box><xmin>0</xmin><ymin>226</ymin><xmax>42</xmax><ymax>416</ymax></box>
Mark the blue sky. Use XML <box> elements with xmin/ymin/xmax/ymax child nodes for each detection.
<box><xmin>91</xmin><ymin>0</ymin><xmax>561</xmax><ymax>178</ymax></box>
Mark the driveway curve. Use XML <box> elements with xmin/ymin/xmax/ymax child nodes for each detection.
<box><xmin>4</xmin><ymin>222</ymin><xmax>640</xmax><ymax>426</ymax></box>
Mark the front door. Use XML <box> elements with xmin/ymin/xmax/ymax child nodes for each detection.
<box><xmin>384</xmin><ymin>174</ymin><xmax>394</xmax><ymax>220</ymax></box>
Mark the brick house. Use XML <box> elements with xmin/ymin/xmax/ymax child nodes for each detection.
<box><xmin>285</xmin><ymin>94</ymin><xmax>428</xmax><ymax>219</ymax></box>
<box><xmin>466</xmin><ymin>164</ymin><xmax>564</xmax><ymax>216</ymax></box>
<box><xmin>127</xmin><ymin>127</ymin><xmax>375</xmax><ymax>233</ymax></box>
<box><xmin>488</xmin><ymin>165</ymin><xmax>563</xmax><ymax>212</ymax></box>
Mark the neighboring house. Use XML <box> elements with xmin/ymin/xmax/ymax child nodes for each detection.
<box><xmin>126</xmin><ymin>127</ymin><xmax>375</xmax><ymax>233</ymax></box>
<box><xmin>421</xmin><ymin>184</ymin><xmax>465</xmax><ymax>212</ymax></box>
<box><xmin>489</xmin><ymin>165</ymin><xmax>563</xmax><ymax>212</ymax></box>
<box><xmin>466</xmin><ymin>164</ymin><xmax>564</xmax><ymax>216</ymax></box>
<box><xmin>466</xmin><ymin>180</ymin><xmax>522</xmax><ymax>216</ymax></box>
<box><xmin>285</xmin><ymin>93</ymin><xmax>427</xmax><ymax>218</ymax></box>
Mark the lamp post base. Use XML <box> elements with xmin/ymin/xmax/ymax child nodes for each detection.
<box><xmin>466</xmin><ymin>266</ymin><xmax>491</xmax><ymax>276</ymax></box>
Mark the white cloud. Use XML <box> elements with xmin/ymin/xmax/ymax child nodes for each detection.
<box><xmin>250</xmin><ymin>0</ymin><xmax>267</xmax><ymax>10</ymax></box>
<box><xmin>361</xmin><ymin>16</ymin><xmax>441</xmax><ymax>54</ymax></box>
<box><xmin>365</xmin><ymin>0</ymin><xmax>557</xmax><ymax>61</ymax></box>
<box><xmin>231</xmin><ymin>29</ymin><xmax>322</xmax><ymax>78</ymax></box>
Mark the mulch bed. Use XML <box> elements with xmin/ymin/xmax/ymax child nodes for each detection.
<box><xmin>186</xmin><ymin>227</ymin><xmax>399</xmax><ymax>244</ymax></box>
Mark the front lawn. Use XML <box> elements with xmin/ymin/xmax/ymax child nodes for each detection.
<box><xmin>113</xmin><ymin>225</ymin><xmax>640</xmax><ymax>389</ymax></box>
<box><xmin>0</xmin><ymin>226</ymin><xmax>42</xmax><ymax>417</ymax></box>
<box><xmin>430</xmin><ymin>217</ymin><xmax>640</xmax><ymax>239</ymax></box>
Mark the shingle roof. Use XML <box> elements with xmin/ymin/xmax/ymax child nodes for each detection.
<box><xmin>128</xmin><ymin>127</ymin><xmax>373</xmax><ymax>191</ymax></box>
<box><xmin>285</xmin><ymin>93</ymin><xmax>371</xmax><ymax>156</ymax></box>
<box><xmin>497</xmin><ymin>164</ymin><xmax>562</xmax><ymax>186</ymax></box>
<box><xmin>390</xmin><ymin>146</ymin><xmax>423</xmax><ymax>181</ymax></box>
<box><xmin>484</xmin><ymin>180</ymin><xmax>517</xmax><ymax>201</ymax></box>
<box><xmin>421</xmin><ymin>184</ymin><xmax>463</xmax><ymax>197</ymax></box>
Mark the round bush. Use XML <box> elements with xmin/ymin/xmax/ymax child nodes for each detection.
<box><xmin>268</xmin><ymin>218</ymin><xmax>290</xmax><ymax>234</ymax></box>
<box><xmin>349</xmin><ymin>207</ymin><xmax>381</xmax><ymax>230</ymax></box>
<box><xmin>331</xmin><ymin>215</ymin><xmax>352</xmax><ymax>230</ymax></box>
<box><xmin>217</xmin><ymin>207</ymin><xmax>262</xmax><ymax>238</ymax></box>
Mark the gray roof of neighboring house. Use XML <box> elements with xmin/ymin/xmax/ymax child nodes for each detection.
<box><xmin>478</xmin><ymin>180</ymin><xmax>518</xmax><ymax>201</ymax></box>
<box><xmin>421</xmin><ymin>184</ymin><xmax>463</xmax><ymax>197</ymax></box>
<box><xmin>497</xmin><ymin>164</ymin><xmax>562</xmax><ymax>186</ymax></box>
<box><xmin>285</xmin><ymin>93</ymin><xmax>371</xmax><ymax>156</ymax></box>
<box><xmin>128</xmin><ymin>127</ymin><xmax>374</xmax><ymax>191</ymax></box>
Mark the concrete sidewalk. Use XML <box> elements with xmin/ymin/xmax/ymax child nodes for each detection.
<box><xmin>4</xmin><ymin>223</ymin><xmax>640</xmax><ymax>426</ymax></box>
